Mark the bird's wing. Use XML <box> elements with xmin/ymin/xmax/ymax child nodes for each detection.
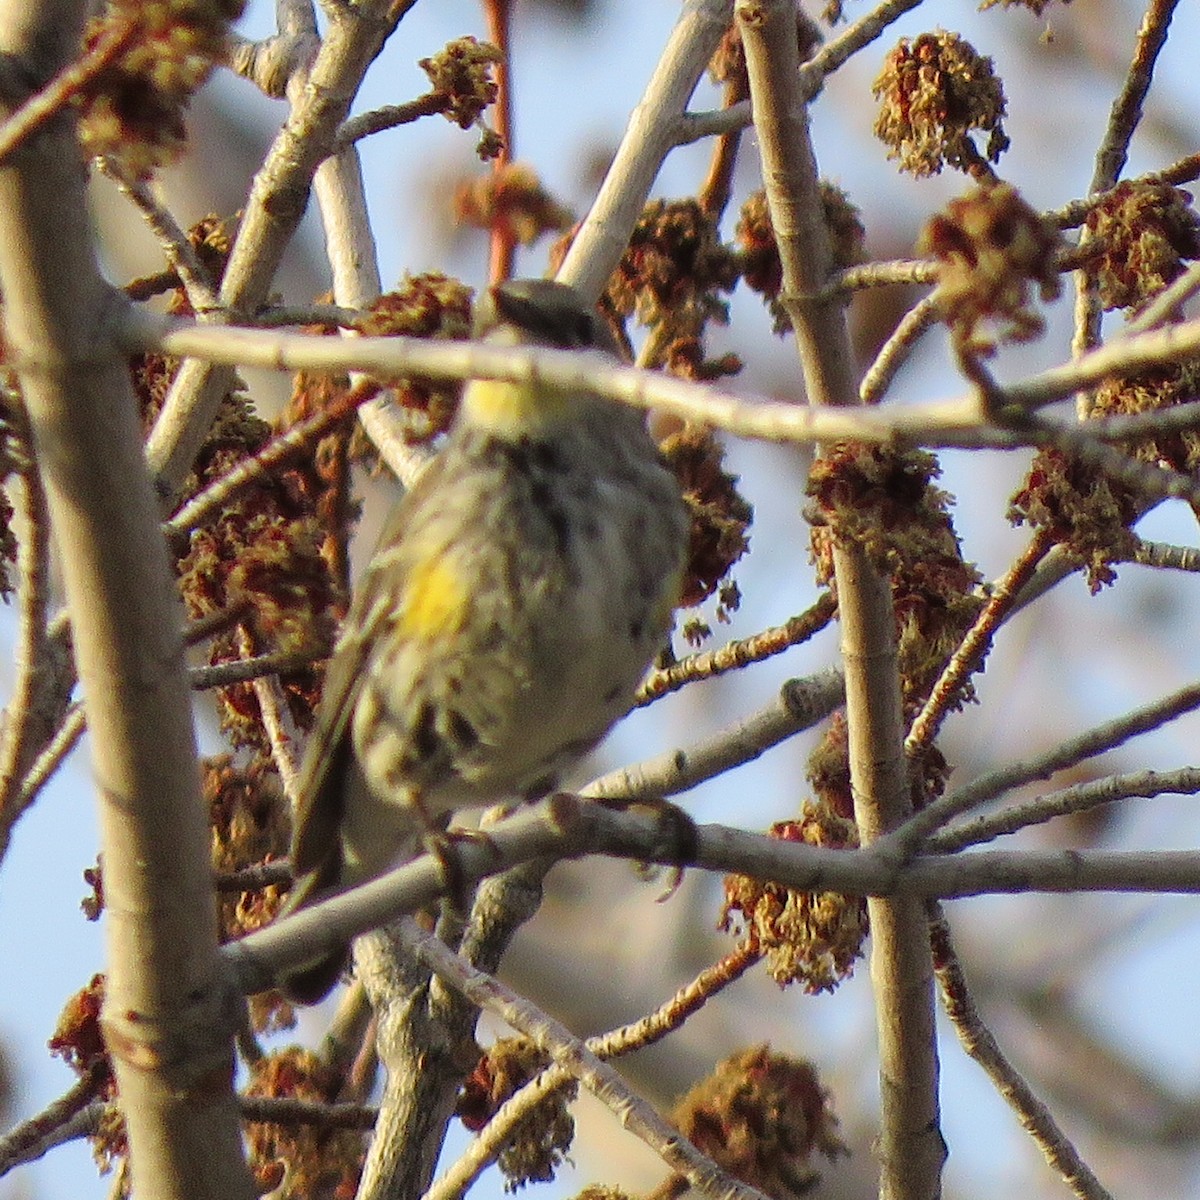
<box><xmin>287</xmin><ymin>463</ymin><xmax>440</xmax><ymax>878</ymax></box>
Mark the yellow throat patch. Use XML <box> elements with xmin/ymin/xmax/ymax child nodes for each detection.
<box><xmin>461</xmin><ymin>377</ymin><xmax>570</xmax><ymax>437</ymax></box>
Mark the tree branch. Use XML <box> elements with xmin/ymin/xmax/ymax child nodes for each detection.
<box><xmin>0</xmin><ymin>5</ymin><xmax>251</xmax><ymax>1197</ymax></box>
<box><xmin>735</xmin><ymin>2</ymin><xmax>941</xmax><ymax>1195</ymax></box>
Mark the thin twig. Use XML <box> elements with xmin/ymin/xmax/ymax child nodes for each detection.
<box><xmin>6</xmin><ymin>702</ymin><xmax>86</xmax><ymax>838</ymax></box>
<box><xmin>0</xmin><ymin>1064</ymin><xmax>106</xmax><ymax>1174</ymax></box>
<box><xmin>0</xmin><ymin>438</ymin><xmax>52</xmax><ymax>831</ymax></box>
<box><xmin>334</xmin><ymin>94</ymin><xmax>448</xmax><ymax>149</ymax></box>
<box><xmin>860</xmin><ymin>294</ymin><xmax>940</xmax><ymax>404</ymax></box>
<box><xmin>1072</xmin><ymin>0</ymin><xmax>1181</xmax><ymax>381</ymax></box>
<box><xmin>245</xmin><ymin>302</ymin><xmax>364</xmax><ymax>329</ymax></box>
<box><xmin>905</xmin><ymin>530</ymin><xmax>1053</xmax><ymax>757</ymax></box>
<box><xmin>97</xmin><ymin>159</ymin><xmax>220</xmax><ymax>314</ymax></box>
<box><xmin>557</xmin><ymin>0</ymin><xmax>734</xmax><ymax>301</ymax></box>
<box><xmin>697</xmin><ymin>65</ymin><xmax>750</xmax><ymax>220</ymax></box>
<box><xmin>929</xmin><ymin>765</ymin><xmax>1200</xmax><ymax>853</ymax></box>
<box><xmin>0</xmin><ymin>19</ymin><xmax>137</xmax><ymax>166</ymax></box>
<box><xmin>1089</xmin><ymin>0</ymin><xmax>1181</xmax><ymax>202</ymax></box>
<box><xmin>1048</xmin><ymin>150</ymin><xmax>1200</xmax><ymax>229</ymax></box>
<box><xmin>672</xmin><ymin>0</ymin><xmax>926</xmax><ymax>147</ymax></box>
<box><xmin>928</xmin><ymin>905</ymin><xmax>1115</xmax><ymax>1200</ymax></box>
<box><xmin>634</xmin><ymin>593</ymin><xmax>836</xmax><ymax>705</ymax></box>
<box><xmin>587</xmin><ymin>672</ymin><xmax>845</xmax><ymax>802</ymax></box>
<box><xmin>1125</xmin><ymin>256</ymin><xmax>1200</xmax><ymax>332</ymax></box>
<box><xmin>833</xmin><ymin>259</ymin><xmax>937</xmax><ymax>294</ymax></box>
<box><xmin>238</xmin><ymin>627</ymin><xmax>301</xmax><ymax>804</ymax></box>
<box><xmin>183</xmin><ymin>603</ymin><xmax>250</xmax><ymax>646</ymax></box>
<box><xmin>238</xmin><ymin>1095</ymin><xmax>377</xmax><ymax>1129</ymax></box>
<box><xmin>144</xmin><ymin>0</ymin><xmax>401</xmax><ymax>501</ymax></box>
<box><xmin>484</xmin><ymin>0</ymin><xmax>516</xmax><ymax>283</ymax></box>
<box><xmin>800</xmin><ymin>0</ymin><xmax>925</xmax><ymax>89</ymax></box>
<box><xmin>312</xmin><ymin>107</ymin><xmax>438</xmax><ymax>491</ymax></box>
<box><xmin>1076</xmin><ymin>397</ymin><xmax>1200</xmax><ymax>444</ymax></box>
<box><xmin>164</xmin><ymin>378</ymin><xmax>380</xmax><ymax>542</ymax></box>
<box><xmin>880</xmin><ymin>679</ymin><xmax>1200</xmax><ymax>858</ymax></box>
<box><xmin>0</xmin><ymin>1103</ymin><xmax>105</xmax><ymax>1171</ymax></box>
<box><xmin>215</xmin><ymin>859</ymin><xmax>292</xmax><ymax>893</ymax></box>
<box><xmin>1126</xmin><ymin>539</ymin><xmax>1200</xmax><ymax>572</ymax></box>
<box><xmin>427</xmin><ymin>945</ymin><xmax>761</xmax><ymax>1200</ymax></box>
<box><xmin>403</xmin><ymin>918</ymin><xmax>774</xmax><ymax>1200</ymax></box>
<box><xmin>1024</xmin><ymin>410</ymin><xmax>1200</xmax><ymax>510</ymax></box>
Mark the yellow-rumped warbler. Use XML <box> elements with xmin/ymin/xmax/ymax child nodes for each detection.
<box><xmin>280</xmin><ymin>279</ymin><xmax>689</xmax><ymax>1002</ymax></box>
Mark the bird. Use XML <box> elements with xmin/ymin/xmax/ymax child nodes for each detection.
<box><xmin>278</xmin><ymin>278</ymin><xmax>690</xmax><ymax>1002</ymax></box>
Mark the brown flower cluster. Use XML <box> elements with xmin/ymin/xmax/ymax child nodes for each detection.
<box><xmin>671</xmin><ymin>1045</ymin><xmax>848</xmax><ymax>1200</ymax></box>
<box><xmin>1089</xmin><ymin>363</ymin><xmax>1200</xmax><ymax>473</ymax></box>
<box><xmin>1084</xmin><ymin>180</ymin><xmax>1200</xmax><ymax>314</ymax></box>
<box><xmin>659</xmin><ymin>425</ymin><xmax>753</xmax><ymax>624</ymax></box>
<box><xmin>457</xmin><ymin>1037</ymin><xmax>577</xmax><ymax>1189</ymax></box>
<box><xmin>419</xmin><ymin>36</ymin><xmax>505</xmax><ymax>159</ymax></box>
<box><xmin>806</xmin><ymin>443</ymin><xmax>977</xmax><ymax>813</ymax></box>
<box><xmin>737</xmin><ymin>184</ymin><xmax>866</xmax><ymax>333</ymax></box>
<box><xmin>77</xmin><ymin>0</ymin><xmax>245</xmax><ymax>177</ymax></box>
<box><xmin>920</xmin><ymin>180</ymin><xmax>1062</xmax><ymax>354</ymax></box>
<box><xmin>205</xmin><ymin>755</ymin><xmax>294</xmax><ymax>1031</ymax></box>
<box><xmin>244</xmin><ymin>1048</ymin><xmax>366</xmax><ymax>1199</ymax></box>
<box><xmin>873</xmin><ymin>32</ymin><xmax>1009</xmax><ymax>178</ymax></box>
<box><xmin>721</xmin><ymin>814</ymin><xmax>866</xmax><ymax>992</ymax></box>
<box><xmin>808</xmin><ymin>444</ymin><xmax>983</xmax><ymax>704</ymax></box>
<box><xmin>49</xmin><ymin>975</ymin><xmax>111</xmax><ymax>1092</ymax></box>
<box><xmin>604</xmin><ymin>198</ymin><xmax>741</xmax><ymax>355</ymax></box>
<box><xmin>167</xmin><ymin>376</ymin><xmax>340</xmax><ymax>750</ymax></box>
<box><xmin>708</xmin><ymin>11</ymin><xmax>822</xmax><ymax>91</ymax></box>
<box><xmin>1010</xmin><ymin>363</ymin><xmax>1200</xmax><ymax>591</ymax></box>
<box><xmin>1009</xmin><ymin>447</ymin><xmax>1138</xmax><ymax>592</ymax></box>
<box><xmin>806</xmin><ymin>709</ymin><xmax>950</xmax><ymax>826</ymax></box>
<box><xmin>354</xmin><ymin>273</ymin><xmax>475</xmax><ymax>443</ymax></box>
<box><xmin>205</xmin><ymin>756</ymin><xmax>288</xmax><ymax>932</ymax></box>
<box><xmin>455</xmin><ymin>163</ymin><xmax>574</xmax><ymax>253</ymax></box>
<box><xmin>50</xmin><ymin>976</ymin><xmax>128</xmax><ymax>1173</ymax></box>
<box><xmin>662</xmin><ymin>336</ymin><xmax>743</xmax><ymax>383</ymax></box>
<box><xmin>133</xmin><ymin>230</ymin><xmax>341</xmax><ymax>750</ymax></box>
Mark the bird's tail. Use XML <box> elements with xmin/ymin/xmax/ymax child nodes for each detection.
<box><xmin>276</xmin><ymin>850</ymin><xmax>352</xmax><ymax>1005</ymax></box>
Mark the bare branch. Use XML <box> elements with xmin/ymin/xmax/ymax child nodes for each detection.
<box><xmin>881</xmin><ymin>680</ymin><xmax>1200</xmax><ymax>857</ymax></box>
<box><xmin>402</xmin><ymin>918</ymin><xmax>775</xmax><ymax>1200</ymax></box>
<box><xmin>557</xmin><ymin>0</ymin><xmax>733</xmax><ymax>301</ymax></box>
<box><xmin>0</xmin><ymin>3</ymin><xmax>251</xmax><ymax>1196</ymax></box>
<box><xmin>905</xmin><ymin>531</ymin><xmax>1053</xmax><ymax>757</ymax></box>
<box><xmin>634</xmin><ymin>594</ymin><xmax>837</xmax><ymax>704</ymax></box>
<box><xmin>930</xmin><ymin>765</ymin><xmax>1200</xmax><ymax>853</ymax></box>
<box><xmin>426</xmin><ymin>946</ymin><xmax>760</xmax><ymax>1200</ymax></box>
<box><xmin>588</xmin><ymin>672</ymin><xmax>845</xmax><ymax>802</ymax></box>
<box><xmin>0</xmin><ymin>1065</ymin><xmax>106</xmax><ymax>1175</ymax></box>
<box><xmin>144</xmin><ymin>0</ymin><xmax>401</xmax><ymax>501</ymax></box>
<box><xmin>735</xmin><ymin>3</ymin><xmax>941</xmax><ymax>1196</ymax></box>
<box><xmin>97</xmin><ymin>159</ymin><xmax>220</xmax><ymax>313</ymax></box>
<box><xmin>929</xmin><ymin>906</ymin><xmax>1115</xmax><ymax>1200</ymax></box>
<box><xmin>1072</xmin><ymin>0</ymin><xmax>1182</xmax><ymax>378</ymax></box>
<box><xmin>230</xmin><ymin>796</ymin><xmax>1200</xmax><ymax>1001</ymax></box>
<box><xmin>0</xmin><ymin>425</ymin><xmax>53</xmax><ymax>856</ymax></box>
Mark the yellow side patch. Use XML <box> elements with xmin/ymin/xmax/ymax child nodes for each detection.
<box><xmin>398</xmin><ymin>554</ymin><xmax>470</xmax><ymax>641</ymax></box>
<box><xmin>461</xmin><ymin>378</ymin><xmax>568</xmax><ymax>436</ymax></box>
